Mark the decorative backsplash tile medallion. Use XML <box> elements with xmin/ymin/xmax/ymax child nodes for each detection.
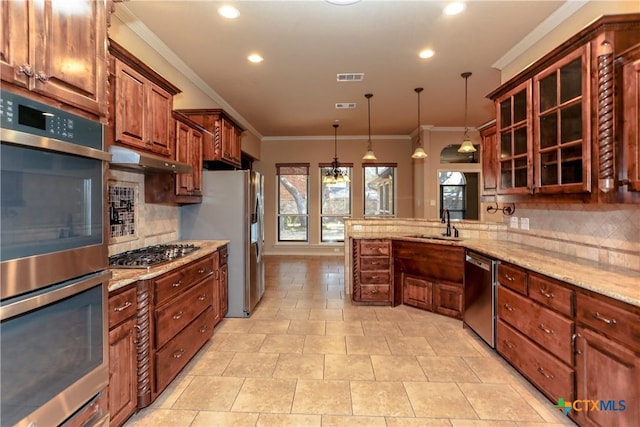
<box><xmin>108</xmin><ymin>181</ymin><xmax>138</xmax><ymax>242</ymax></box>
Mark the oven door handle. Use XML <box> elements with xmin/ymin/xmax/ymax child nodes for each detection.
<box><xmin>1</xmin><ymin>128</ymin><xmax>111</xmax><ymax>161</ymax></box>
<box><xmin>0</xmin><ymin>270</ymin><xmax>111</xmax><ymax>320</ymax></box>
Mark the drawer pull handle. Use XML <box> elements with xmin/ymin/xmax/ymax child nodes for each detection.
<box><xmin>197</xmin><ymin>268</ymin><xmax>206</xmax><ymax>274</ymax></box>
<box><xmin>114</xmin><ymin>301</ymin><xmax>132</xmax><ymax>312</ymax></box>
<box><xmin>593</xmin><ymin>312</ymin><xmax>617</xmax><ymax>325</ymax></box>
<box><xmin>503</xmin><ymin>303</ymin><xmax>515</xmax><ymax>312</ymax></box>
<box><xmin>504</xmin><ymin>340</ymin><xmax>516</xmax><ymax>350</ymax></box>
<box><xmin>539</xmin><ymin>289</ymin><xmax>554</xmax><ymax>299</ymax></box>
<box><xmin>198</xmin><ymin>294</ymin><xmax>207</xmax><ymax>301</ymax></box>
<box><xmin>503</xmin><ymin>274</ymin><xmax>515</xmax><ymax>282</ymax></box>
<box><xmin>173</xmin><ymin>349</ymin><xmax>185</xmax><ymax>359</ymax></box>
<box><xmin>370</xmin><ymin>276</ymin><xmax>378</xmax><ymax>280</ymax></box>
<box><xmin>537</xmin><ymin>367</ymin><xmax>554</xmax><ymax>379</ymax></box>
<box><xmin>538</xmin><ymin>324</ymin><xmax>554</xmax><ymax>335</ymax></box>
<box><xmin>370</xmin><ymin>288</ymin><xmax>379</xmax><ymax>294</ymax></box>
<box><xmin>199</xmin><ymin>326</ymin><xmax>208</xmax><ymax>333</ymax></box>
<box><xmin>173</xmin><ymin>311</ymin><xmax>184</xmax><ymax>320</ymax></box>
<box><xmin>172</xmin><ymin>280</ymin><xmax>182</xmax><ymax>288</ymax></box>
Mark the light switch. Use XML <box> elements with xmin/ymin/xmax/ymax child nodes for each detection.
<box><xmin>510</xmin><ymin>216</ymin><xmax>519</xmax><ymax>229</ymax></box>
<box><xmin>520</xmin><ymin>218</ymin><xmax>529</xmax><ymax>230</ymax></box>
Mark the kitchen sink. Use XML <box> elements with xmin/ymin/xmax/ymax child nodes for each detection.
<box><xmin>406</xmin><ymin>234</ymin><xmax>464</xmax><ymax>242</ymax></box>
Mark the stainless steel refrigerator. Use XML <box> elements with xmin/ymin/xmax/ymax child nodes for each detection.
<box><xmin>179</xmin><ymin>170</ymin><xmax>264</xmax><ymax>317</ymax></box>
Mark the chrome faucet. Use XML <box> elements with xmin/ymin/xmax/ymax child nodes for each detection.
<box><xmin>441</xmin><ymin>209</ymin><xmax>451</xmax><ymax>237</ymax></box>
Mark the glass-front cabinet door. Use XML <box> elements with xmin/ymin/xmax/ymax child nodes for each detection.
<box><xmin>533</xmin><ymin>46</ymin><xmax>591</xmax><ymax>194</ymax></box>
<box><xmin>496</xmin><ymin>80</ymin><xmax>532</xmax><ymax>194</ymax></box>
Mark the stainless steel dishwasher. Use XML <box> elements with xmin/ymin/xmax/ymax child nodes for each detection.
<box><xmin>464</xmin><ymin>251</ymin><xmax>497</xmax><ymax>348</ymax></box>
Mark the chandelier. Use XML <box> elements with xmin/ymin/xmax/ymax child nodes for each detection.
<box><xmin>323</xmin><ymin>123</ymin><xmax>350</xmax><ymax>184</ymax></box>
<box><xmin>458</xmin><ymin>71</ymin><xmax>477</xmax><ymax>153</ymax></box>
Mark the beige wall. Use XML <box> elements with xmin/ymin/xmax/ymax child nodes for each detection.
<box><xmin>256</xmin><ymin>136</ymin><xmax>412</xmax><ymax>255</ymax></box>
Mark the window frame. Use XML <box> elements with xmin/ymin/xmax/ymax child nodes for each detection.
<box><xmin>319</xmin><ymin>162</ymin><xmax>353</xmax><ymax>243</ymax></box>
<box><xmin>276</xmin><ymin>163</ymin><xmax>310</xmax><ymax>242</ymax></box>
<box><xmin>363</xmin><ymin>163</ymin><xmax>397</xmax><ymax>218</ymax></box>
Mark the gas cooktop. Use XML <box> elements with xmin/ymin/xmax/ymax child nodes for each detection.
<box><xmin>109</xmin><ymin>243</ymin><xmax>200</xmax><ymax>269</ymax></box>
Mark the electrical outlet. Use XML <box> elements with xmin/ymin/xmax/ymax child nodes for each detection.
<box><xmin>510</xmin><ymin>216</ymin><xmax>519</xmax><ymax>229</ymax></box>
<box><xmin>353</xmin><ymin>224</ymin><xmax>363</xmax><ymax>231</ymax></box>
<box><xmin>520</xmin><ymin>217</ymin><xmax>530</xmax><ymax>230</ymax></box>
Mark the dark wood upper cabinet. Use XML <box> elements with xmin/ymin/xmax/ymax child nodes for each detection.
<box><xmin>618</xmin><ymin>43</ymin><xmax>640</xmax><ymax>193</ymax></box>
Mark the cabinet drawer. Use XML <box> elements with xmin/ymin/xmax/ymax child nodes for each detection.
<box><xmin>155</xmin><ymin>278</ymin><xmax>213</xmax><ymax>348</ymax></box>
<box><xmin>109</xmin><ymin>286</ymin><xmax>137</xmax><ymax>329</ymax></box>
<box><xmin>219</xmin><ymin>245</ymin><xmax>228</xmax><ymax>266</ymax></box>
<box><xmin>155</xmin><ymin>307</ymin><xmax>215</xmax><ymax>393</ymax></box>
<box><xmin>155</xmin><ymin>256</ymin><xmax>214</xmax><ymax>304</ymax></box>
<box><xmin>528</xmin><ymin>273</ymin><xmax>574</xmax><ymax>317</ymax></box>
<box><xmin>498</xmin><ymin>286</ymin><xmax>574</xmax><ymax>365</ymax></box>
<box><xmin>576</xmin><ymin>292</ymin><xmax>640</xmax><ymax>351</ymax></box>
<box><xmin>359</xmin><ymin>240</ymin><xmax>390</xmax><ymax>256</ymax></box>
<box><xmin>360</xmin><ymin>284</ymin><xmax>390</xmax><ymax>302</ymax></box>
<box><xmin>359</xmin><ymin>271</ymin><xmax>390</xmax><ymax>284</ymax></box>
<box><xmin>360</xmin><ymin>256</ymin><xmax>390</xmax><ymax>271</ymax></box>
<box><xmin>497</xmin><ymin>320</ymin><xmax>574</xmax><ymax>403</ymax></box>
<box><xmin>497</xmin><ymin>262</ymin><xmax>527</xmax><ymax>294</ymax></box>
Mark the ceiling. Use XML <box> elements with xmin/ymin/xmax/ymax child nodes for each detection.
<box><xmin>117</xmin><ymin>0</ymin><xmax>570</xmax><ymax>139</ymax></box>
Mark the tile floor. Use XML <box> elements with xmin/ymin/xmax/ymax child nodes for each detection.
<box><xmin>124</xmin><ymin>256</ymin><xmax>575</xmax><ymax>427</ymax></box>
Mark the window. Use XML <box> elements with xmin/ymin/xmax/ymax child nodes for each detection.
<box><xmin>277</xmin><ymin>163</ymin><xmax>309</xmax><ymax>242</ymax></box>
<box><xmin>320</xmin><ymin>163</ymin><xmax>352</xmax><ymax>242</ymax></box>
<box><xmin>440</xmin><ymin>171</ymin><xmax>466</xmax><ymax>220</ymax></box>
<box><xmin>363</xmin><ymin>164</ymin><xmax>396</xmax><ymax>217</ymax></box>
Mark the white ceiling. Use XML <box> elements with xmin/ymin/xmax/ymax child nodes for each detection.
<box><xmin>117</xmin><ymin>0</ymin><xmax>571</xmax><ymax>139</ymax></box>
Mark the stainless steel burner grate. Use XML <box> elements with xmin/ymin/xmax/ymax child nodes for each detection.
<box><xmin>109</xmin><ymin>243</ymin><xmax>200</xmax><ymax>269</ymax></box>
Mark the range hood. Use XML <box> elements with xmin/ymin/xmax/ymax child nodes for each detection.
<box><xmin>109</xmin><ymin>146</ymin><xmax>192</xmax><ymax>174</ymax></box>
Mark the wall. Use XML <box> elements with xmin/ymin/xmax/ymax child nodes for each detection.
<box><xmin>256</xmin><ymin>135</ymin><xmax>412</xmax><ymax>255</ymax></box>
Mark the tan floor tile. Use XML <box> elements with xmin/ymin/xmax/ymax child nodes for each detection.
<box><xmin>147</xmin><ymin>374</ymin><xmax>194</xmax><ymax>409</ymax></box>
<box><xmin>183</xmin><ymin>351</ymin><xmax>234</xmax><ymax>376</ymax></box>
<box><xmin>223</xmin><ymin>352</ymin><xmax>279</xmax><ymax>377</ymax></box>
<box><xmin>386</xmin><ymin>336</ymin><xmax>436</xmax><ymax>356</ymax></box>
<box><xmin>249</xmin><ymin>319</ymin><xmax>291</xmax><ymax>334</ymax></box>
<box><xmin>450</xmin><ymin>420</ymin><xmax>518</xmax><ymax>426</ymax></box>
<box><xmin>232</xmin><ymin>378</ymin><xmax>296</xmax><ymax>413</ymax></box>
<box><xmin>303</xmin><ymin>335</ymin><xmax>346</xmax><ymax>354</ymax></box>
<box><xmin>325</xmin><ymin>320</ymin><xmax>364</xmax><ymax>336</ymax></box>
<box><xmin>215</xmin><ymin>333</ymin><xmax>266</xmax><ymax>352</ymax></box>
<box><xmin>124</xmin><ymin>408</ymin><xmax>197</xmax><ymax>426</ymax></box>
<box><xmin>191</xmin><ymin>411</ymin><xmax>259</xmax><ymax>426</ymax></box>
<box><xmin>309</xmin><ymin>308</ymin><xmax>344</xmax><ymax>320</ymax></box>
<box><xmin>508</xmin><ymin>380</ymin><xmax>575</xmax><ymax>425</ymax></box>
<box><xmin>463</xmin><ymin>355</ymin><xmax>518</xmax><ymax>384</ymax></box>
<box><xmin>396</xmin><ymin>320</ymin><xmax>446</xmax><ymax>338</ymax></box>
<box><xmin>343</xmin><ymin>307</ymin><xmax>380</xmax><ymax>321</ymax></box>
<box><xmin>273</xmin><ymin>353</ymin><xmax>325</xmax><ymax>379</ymax></box>
<box><xmin>172</xmin><ymin>376</ymin><xmax>245</xmax><ymax>411</ymax></box>
<box><xmin>458</xmin><ymin>383</ymin><xmax>544</xmax><ymax>422</ymax></box>
<box><xmin>350</xmin><ymin>381</ymin><xmax>414</xmax><ymax>417</ymax></box>
<box><xmin>427</xmin><ymin>334</ymin><xmax>482</xmax><ymax>357</ymax></box>
<box><xmin>257</xmin><ymin>413</ymin><xmax>321</xmax><ymax>426</ymax></box>
<box><xmin>374</xmin><ymin>307</ymin><xmax>414</xmax><ymax>321</ymax></box>
<box><xmin>259</xmin><ymin>334</ymin><xmax>305</xmax><ymax>353</ymax></box>
<box><xmin>295</xmin><ymin>298</ymin><xmax>328</xmax><ymax>309</ymax></box>
<box><xmin>346</xmin><ymin>335</ymin><xmax>391</xmax><ymax>355</ymax></box>
<box><xmin>386</xmin><ymin>417</ymin><xmax>453</xmax><ymax>426</ymax></box>
<box><xmin>324</xmin><ymin>354</ymin><xmax>374</xmax><ymax>380</ymax></box>
<box><xmin>291</xmin><ymin>379</ymin><xmax>352</xmax><ymax>415</ymax></box>
<box><xmin>287</xmin><ymin>319</ymin><xmax>326</xmax><ymax>335</ymax></box>
<box><xmin>276</xmin><ymin>308</ymin><xmax>311</xmax><ymax>320</ymax></box>
<box><xmin>216</xmin><ymin>318</ymin><xmax>254</xmax><ymax>333</ymax></box>
<box><xmin>250</xmin><ymin>307</ymin><xmax>280</xmax><ymax>319</ymax></box>
<box><xmin>371</xmin><ymin>355</ymin><xmax>426</xmax><ymax>381</ymax></box>
<box><xmin>326</xmin><ymin>298</ymin><xmax>348</xmax><ymax>309</ymax></box>
<box><xmin>417</xmin><ymin>355</ymin><xmax>481</xmax><ymax>382</ymax></box>
<box><xmin>403</xmin><ymin>382</ymin><xmax>477</xmax><ymax>419</ymax></box>
<box><xmin>362</xmin><ymin>320</ymin><xmax>403</xmax><ymax>336</ymax></box>
<box><xmin>323</xmin><ymin>415</ymin><xmax>387</xmax><ymax>426</ymax></box>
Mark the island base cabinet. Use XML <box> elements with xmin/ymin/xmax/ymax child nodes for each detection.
<box><xmin>574</xmin><ymin>326</ymin><xmax>640</xmax><ymax>427</ymax></box>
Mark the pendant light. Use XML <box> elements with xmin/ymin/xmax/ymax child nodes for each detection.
<box><xmin>323</xmin><ymin>123</ymin><xmax>350</xmax><ymax>184</ymax></box>
<box><xmin>411</xmin><ymin>87</ymin><xmax>427</xmax><ymax>159</ymax></box>
<box><xmin>458</xmin><ymin>72</ymin><xmax>477</xmax><ymax>153</ymax></box>
<box><xmin>362</xmin><ymin>93</ymin><xmax>377</xmax><ymax>161</ymax></box>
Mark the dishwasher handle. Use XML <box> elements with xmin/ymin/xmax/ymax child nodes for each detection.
<box><xmin>465</xmin><ymin>252</ymin><xmax>493</xmax><ymax>272</ymax></box>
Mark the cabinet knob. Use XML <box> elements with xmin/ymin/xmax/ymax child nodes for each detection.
<box><xmin>35</xmin><ymin>72</ymin><xmax>49</xmax><ymax>83</ymax></box>
<box><xmin>19</xmin><ymin>64</ymin><xmax>34</xmax><ymax>77</ymax></box>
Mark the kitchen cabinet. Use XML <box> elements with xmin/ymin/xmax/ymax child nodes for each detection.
<box><xmin>174</xmin><ymin>112</ymin><xmax>204</xmax><ymax>204</ymax></box>
<box><xmin>218</xmin><ymin>245</ymin><xmax>229</xmax><ymax>321</ymax></box>
<box><xmin>109</xmin><ymin>40</ymin><xmax>181</xmax><ymax>157</ymax></box>
<box><xmin>392</xmin><ymin>240</ymin><xmax>464</xmax><ymax>319</ymax></box>
<box><xmin>352</xmin><ymin>239</ymin><xmax>393</xmax><ymax>305</ymax></box>
<box><xmin>0</xmin><ymin>0</ymin><xmax>108</xmax><ymax>117</ymax></box>
<box><xmin>175</xmin><ymin>109</ymin><xmax>244</xmax><ymax>168</ymax></box>
<box><xmin>618</xmin><ymin>43</ymin><xmax>640</xmax><ymax>192</ymax></box>
<box><xmin>478</xmin><ymin>120</ymin><xmax>497</xmax><ymax>197</ymax></box>
<box><xmin>108</xmin><ymin>286</ymin><xmax>138</xmax><ymax>427</ymax></box>
<box><xmin>487</xmin><ymin>14</ymin><xmax>640</xmax><ymax>202</ymax></box>
<box><xmin>574</xmin><ymin>291</ymin><xmax>640</xmax><ymax>427</ymax></box>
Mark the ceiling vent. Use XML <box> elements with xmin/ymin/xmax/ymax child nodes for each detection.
<box><xmin>337</xmin><ymin>73</ymin><xmax>364</xmax><ymax>82</ymax></box>
<box><xmin>336</xmin><ymin>102</ymin><xmax>357</xmax><ymax>109</ymax></box>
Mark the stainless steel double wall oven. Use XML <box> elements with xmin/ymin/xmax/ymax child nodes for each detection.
<box><xmin>0</xmin><ymin>90</ymin><xmax>111</xmax><ymax>427</ymax></box>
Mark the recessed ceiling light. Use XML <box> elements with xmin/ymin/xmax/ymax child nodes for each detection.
<box><xmin>419</xmin><ymin>49</ymin><xmax>435</xmax><ymax>59</ymax></box>
<box><xmin>218</xmin><ymin>5</ymin><xmax>240</xmax><ymax>19</ymax></box>
<box><xmin>248</xmin><ymin>53</ymin><xmax>264</xmax><ymax>63</ymax></box>
<box><xmin>443</xmin><ymin>2</ymin><xmax>466</xmax><ymax>16</ymax></box>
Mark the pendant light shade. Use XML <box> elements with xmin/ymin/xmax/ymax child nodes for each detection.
<box><xmin>323</xmin><ymin>123</ymin><xmax>350</xmax><ymax>184</ymax></box>
<box><xmin>362</xmin><ymin>93</ymin><xmax>377</xmax><ymax>161</ymax></box>
<box><xmin>458</xmin><ymin>72</ymin><xmax>477</xmax><ymax>153</ymax></box>
<box><xmin>411</xmin><ymin>87</ymin><xmax>428</xmax><ymax>159</ymax></box>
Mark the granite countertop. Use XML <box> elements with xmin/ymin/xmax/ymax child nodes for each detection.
<box><xmin>353</xmin><ymin>234</ymin><xmax>640</xmax><ymax>308</ymax></box>
<box><xmin>108</xmin><ymin>240</ymin><xmax>229</xmax><ymax>293</ymax></box>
